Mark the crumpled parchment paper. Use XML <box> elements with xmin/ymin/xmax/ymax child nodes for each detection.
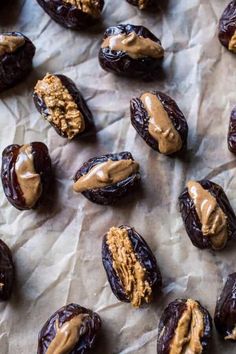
<box><xmin>0</xmin><ymin>0</ymin><xmax>236</xmax><ymax>353</ymax></box>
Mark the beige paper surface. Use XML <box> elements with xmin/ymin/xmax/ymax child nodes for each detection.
<box><xmin>0</xmin><ymin>0</ymin><xmax>236</xmax><ymax>353</ymax></box>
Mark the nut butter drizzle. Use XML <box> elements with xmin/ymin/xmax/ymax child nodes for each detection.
<box><xmin>64</xmin><ymin>0</ymin><xmax>101</xmax><ymax>18</ymax></box>
<box><xmin>73</xmin><ymin>159</ymin><xmax>139</xmax><ymax>193</ymax></box>
<box><xmin>229</xmin><ymin>30</ymin><xmax>236</xmax><ymax>52</ymax></box>
<box><xmin>0</xmin><ymin>35</ymin><xmax>25</xmax><ymax>56</ymax></box>
<box><xmin>106</xmin><ymin>227</ymin><xmax>152</xmax><ymax>308</ymax></box>
<box><xmin>101</xmin><ymin>32</ymin><xmax>164</xmax><ymax>59</ymax></box>
<box><xmin>187</xmin><ymin>181</ymin><xmax>228</xmax><ymax>250</ymax></box>
<box><xmin>140</xmin><ymin>92</ymin><xmax>182</xmax><ymax>154</ymax></box>
<box><xmin>15</xmin><ymin>144</ymin><xmax>42</xmax><ymax>208</ymax></box>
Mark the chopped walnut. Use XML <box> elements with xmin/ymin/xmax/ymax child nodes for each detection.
<box><xmin>0</xmin><ymin>35</ymin><xmax>25</xmax><ymax>56</ymax></box>
<box><xmin>64</xmin><ymin>0</ymin><xmax>102</xmax><ymax>18</ymax></box>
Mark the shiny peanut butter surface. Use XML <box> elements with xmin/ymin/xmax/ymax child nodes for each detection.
<box><xmin>101</xmin><ymin>32</ymin><xmax>164</xmax><ymax>59</ymax></box>
<box><xmin>140</xmin><ymin>92</ymin><xmax>182</xmax><ymax>154</ymax></box>
<box><xmin>0</xmin><ymin>35</ymin><xmax>25</xmax><ymax>56</ymax></box>
<box><xmin>15</xmin><ymin>144</ymin><xmax>42</xmax><ymax>208</ymax></box>
<box><xmin>73</xmin><ymin>159</ymin><xmax>139</xmax><ymax>193</ymax></box>
<box><xmin>229</xmin><ymin>30</ymin><xmax>236</xmax><ymax>53</ymax></box>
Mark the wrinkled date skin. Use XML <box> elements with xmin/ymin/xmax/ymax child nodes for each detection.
<box><xmin>1</xmin><ymin>142</ymin><xmax>52</xmax><ymax>210</ymax></box>
<box><xmin>157</xmin><ymin>299</ymin><xmax>212</xmax><ymax>354</ymax></box>
<box><xmin>0</xmin><ymin>239</ymin><xmax>14</xmax><ymax>301</ymax></box>
<box><xmin>214</xmin><ymin>273</ymin><xmax>236</xmax><ymax>340</ymax></box>
<box><xmin>74</xmin><ymin>151</ymin><xmax>141</xmax><ymax>205</ymax></box>
<box><xmin>130</xmin><ymin>91</ymin><xmax>188</xmax><ymax>154</ymax></box>
<box><xmin>228</xmin><ymin>106</ymin><xmax>236</xmax><ymax>153</ymax></box>
<box><xmin>219</xmin><ymin>0</ymin><xmax>236</xmax><ymax>51</ymax></box>
<box><xmin>99</xmin><ymin>24</ymin><xmax>164</xmax><ymax>79</ymax></box>
<box><xmin>179</xmin><ymin>179</ymin><xmax>236</xmax><ymax>250</ymax></box>
<box><xmin>37</xmin><ymin>303</ymin><xmax>101</xmax><ymax>354</ymax></box>
<box><xmin>0</xmin><ymin>32</ymin><xmax>35</xmax><ymax>92</ymax></box>
<box><xmin>36</xmin><ymin>0</ymin><xmax>104</xmax><ymax>30</ymax></box>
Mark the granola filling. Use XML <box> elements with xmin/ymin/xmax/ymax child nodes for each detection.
<box><xmin>0</xmin><ymin>35</ymin><xmax>25</xmax><ymax>56</ymax></box>
<box><xmin>63</xmin><ymin>0</ymin><xmax>102</xmax><ymax>18</ymax></box>
<box><xmin>228</xmin><ymin>30</ymin><xmax>236</xmax><ymax>53</ymax></box>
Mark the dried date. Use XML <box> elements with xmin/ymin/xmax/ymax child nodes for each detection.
<box><xmin>0</xmin><ymin>239</ymin><xmax>14</xmax><ymax>301</ymax></box>
<box><xmin>228</xmin><ymin>106</ymin><xmax>236</xmax><ymax>153</ymax></box>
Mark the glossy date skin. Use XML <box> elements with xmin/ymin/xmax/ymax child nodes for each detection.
<box><xmin>0</xmin><ymin>32</ymin><xmax>35</xmax><ymax>92</ymax></box>
<box><xmin>1</xmin><ymin>142</ymin><xmax>52</xmax><ymax>210</ymax></box>
<box><xmin>37</xmin><ymin>303</ymin><xmax>101</xmax><ymax>354</ymax></box>
<box><xmin>157</xmin><ymin>299</ymin><xmax>212</xmax><ymax>354</ymax></box>
<box><xmin>228</xmin><ymin>106</ymin><xmax>236</xmax><ymax>153</ymax></box>
<box><xmin>99</xmin><ymin>24</ymin><xmax>164</xmax><ymax>79</ymax></box>
<box><xmin>130</xmin><ymin>91</ymin><xmax>188</xmax><ymax>154</ymax></box>
<box><xmin>214</xmin><ymin>273</ymin><xmax>236</xmax><ymax>340</ymax></box>
<box><xmin>102</xmin><ymin>225</ymin><xmax>162</xmax><ymax>304</ymax></box>
<box><xmin>74</xmin><ymin>151</ymin><xmax>141</xmax><ymax>205</ymax></box>
<box><xmin>36</xmin><ymin>0</ymin><xmax>104</xmax><ymax>30</ymax></box>
<box><xmin>219</xmin><ymin>0</ymin><xmax>236</xmax><ymax>50</ymax></box>
<box><xmin>0</xmin><ymin>239</ymin><xmax>14</xmax><ymax>301</ymax></box>
<box><xmin>179</xmin><ymin>179</ymin><xmax>236</xmax><ymax>250</ymax></box>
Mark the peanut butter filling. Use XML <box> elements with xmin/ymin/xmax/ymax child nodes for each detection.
<box><xmin>140</xmin><ymin>92</ymin><xmax>182</xmax><ymax>155</ymax></box>
<box><xmin>101</xmin><ymin>32</ymin><xmax>164</xmax><ymax>60</ymax></box>
<box><xmin>187</xmin><ymin>181</ymin><xmax>228</xmax><ymax>250</ymax></box>
<box><xmin>34</xmin><ymin>74</ymin><xmax>85</xmax><ymax>140</ymax></box>
<box><xmin>0</xmin><ymin>35</ymin><xmax>25</xmax><ymax>56</ymax></box>
<box><xmin>106</xmin><ymin>227</ymin><xmax>152</xmax><ymax>308</ymax></box>
<box><xmin>46</xmin><ymin>314</ymin><xmax>86</xmax><ymax>354</ymax></box>
<box><xmin>15</xmin><ymin>144</ymin><xmax>42</xmax><ymax>208</ymax></box>
<box><xmin>63</xmin><ymin>0</ymin><xmax>101</xmax><ymax>18</ymax></box>
<box><xmin>170</xmin><ymin>299</ymin><xmax>204</xmax><ymax>354</ymax></box>
<box><xmin>225</xmin><ymin>326</ymin><xmax>236</xmax><ymax>341</ymax></box>
<box><xmin>228</xmin><ymin>30</ymin><xmax>236</xmax><ymax>53</ymax></box>
<box><xmin>73</xmin><ymin>159</ymin><xmax>139</xmax><ymax>193</ymax></box>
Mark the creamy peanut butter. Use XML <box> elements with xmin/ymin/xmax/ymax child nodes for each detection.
<box><xmin>0</xmin><ymin>35</ymin><xmax>25</xmax><ymax>56</ymax></box>
<box><xmin>64</xmin><ymin>0</ymin><xmax>101</xmax><ymax>18</ymax></box>
<box><xmin>140</xmin><ymin>92</ymin><xmax>182</xmax><ymax>154</ymax></box>
<box><xmin>73</xmin><ymin>159</ymin><xmax>139</xmax><ymax>193</ymax></box>
<box><xmin>228</xmin><ymin>31</ymin><xmax>236</xmax><ymax>53</ymax></box>
<box><xmin>15</xmin><ymin>144</ymin><xmax>42</xmax><ymax>208</ymax></box>
<box><xmin>225</xmin><ymin>326</ymin><xmax>236</xmax><ymax>340</ymax></box>
<box><xmin>101</xmin><ymin>32</ymin><xmax>164</xmax><ymax>59</ymax></box>
<box><xmin>46</xmin><ymin>314</ymin><xmax>86</xmax><ymax>354</ymax></box>
<box><xmin>187</xmin><ymin>181</ymin><xmax>228</xmax><ymax>250</ymax></box>
<box><xmin>170</xmin><ymin>299</ymin><xmax>204</xmax><ymax>354</ymax></box>
<box><xmin>34</xmin><ymin>74</ymin><xmax>85</xmax><ymax>140</ymax></box>
<box><xmin>106</xmin><ymin>227</ymin><xmax>152</xmax><ymax>308</ymax></box>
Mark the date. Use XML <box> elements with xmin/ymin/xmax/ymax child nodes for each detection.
<box><xmin>0</xmin><ymin>239</ymin><xmax>14</xmax><ymax>301</ymax></box>
<box><xmin>219</xmin><ymin>1</ymin><xmax>236</xmax><ymax>53</ymax></box>
<box><xmin>228</xmin><ymin>106</ymin><xmax>236</xmax><ymax>153</ymax></box>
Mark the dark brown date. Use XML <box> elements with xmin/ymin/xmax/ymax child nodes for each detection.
<box><xmin>99</xmin><ymin>24</ymin><xmax>164</xmax><ymax>79</ymax></box>
<box><xmin>1</xmin><ymin>142</ymin><xmax>52</xmax><ymax>210</ymax></box>
<box><xmin>228</xmin><ymin>106</ymin><xmax>236</xmax><ymax>153</ymax></box>
<box><xmin>73</xmin><ymin>151</ymin><xmax>141</xmax><ymax>205</ymax></box>
<box><xmin>36</xmin><ymin>0</ymin><xmax>104</xmax><ymax>30</ymax></box>
<box><xmin>214</xmin><ymin>273</ymin><xmax>236</xmax><ymax>341</ymax></box>
<box><xmin>37</xmin><ymin>303</ymin><xmax>101</xmax><ymax>354</ymax></box>
<box><xmin>126</xmin><ymin>0</ymin><xmax>155</xmax><ymax>10</ymax></box>
<box><xmin>0</xmin><ymin>239</ymin><xmax>14</xmax><ymax>301</ymax></box>
<box><xmin>130</xmin><ymin>91</ymin><xmax>188</xmax><ymax>155</ymax></box>
<box><xmin>0</xmin><ymin>32</ymin><xmax>35</xmax><ymax>92</ymax></box>
<box><xmin>102</xmin><ymin>225</ymin><xmax>162</xmax><ymax>308</ymax></box>
<box><xmin>157</xmin><ymin>299</ymin><xmax>212</xmax><ymax>354</ymax></box>
<box><xmin>219</xmin><ymin>1</ymin><xmax>236</xmax><ymax>53</ymax></box>
<box><xmin>179</xmin><ymin>179</ymin><xmax>236</xmax><ymax>251</ymax></box>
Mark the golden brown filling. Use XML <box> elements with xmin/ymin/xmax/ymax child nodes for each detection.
<box><xmin>63</xmin><ymin>0</ymin><xmax>101</xmax><ymax>18</ymax></box>
<box><xmin>140</xmin><ymin>92</ymin><xmax>182</xmax><ymax>155</ymax></box>
<box><xmin>73</xmin><ymin>159</ymin><xmax>139</xmax><ymax>193</ymax></box>
<box><xmin>138</xmin><ymin>0</ymin><xmax>149</xmax><ymax>9</ymax></box>
<box><xmin>34</xmin><ymin>74</ymin><xmax>85</xmax><ymax>140</ymax></box>
<box><xmin>15</xmin><ymin>144</ymin><xmax>42</xmax><ymax>208</ymax></box>
<box><xmin>228</xmin><ymin>30</ymin><xmax>236</xmax><ymax>53</ymax></box>
<box><xmin>187</xmin><ymin>181</ymin><xmax>228</xmax><ymax>250</ymax></box>
<box><xmin>106</xmin><ymin>226</ymin><xmax>152</xmax><ymax>308</ymax></box>
<box><xmin>0</xmin><ymin>35</ymin><xmax>25</xmax><ymax>56</ymax></box>
<box><xmin>46</xmin><ymin>314</ymin><xmax>86</xmax><ymax>354</ymax></box>
<box><xmin>225</xmin><ymin>326</ymin><xmax>236</xmax><ymax>341</ymax></box>
<box><xmin>170</xmin><ymin>299</ymin><xmax>204</xmax><ymax>354</ymax></box>
<box><xmin>101</xmin><ymin>32</ymin><xmax>164</xmax><ymax>60</ymax></box>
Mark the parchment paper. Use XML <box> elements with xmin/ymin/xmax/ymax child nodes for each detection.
<box><xmin>0</xmin><ymin>0</ymin><xmax>236</xmax><ymax>353</ymax></box>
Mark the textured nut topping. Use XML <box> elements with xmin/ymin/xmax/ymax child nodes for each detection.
<box><xmin>15</xmin><ymin>144</ymin><xmax>42</xmax><ymax>208</ymax></box>
<box><xmin>73</xmin><ymin>159</ymin><xmax>139</xmax><ymax>193</ymax></box>
<box><xmin>138</xmin><ymin>0</ymin><xmax>149</xmax><ymax>9</ymax></box>
<box><xmin>0</xmin><ymin>35</ymin><xmax>25</xmax><ymax>56</ymax></box>
<box><xmin>170</xmin><ymin>299</ymin><xmax>204</xmax><ymax>354</ymax></box>
<box><xmin>106</xmin><ymin>227</ymin><xmax>152</xmax><ymax>308</ymax></box>
<box><xmin>34</xmin><ymin>74</ymin><xmax>85</xmax><ymax>140</ymax></box>
<box><xmin>101</xmin><ymin>32</ymin><xmax>164</xmax><ymax>59</ymax></box>
<box><xmin>187</xmin><ymin>181</ymin><xmax>228</xmax><ymax>250</ymax></box>
<box><xmin>140</xmin><ymin>92</ymin><xmax>182</xmax><ymax>154</ymax></box>
<box><xmin>64</xmin><ymin>0</ymin><xmax>101</xmax><ymax>18</ymax></box>
<box><xmin>229</xmin><ymin>30</ymin><xmax>236</xmax><ymax>53</ymax></box>
<box><xmin>225</xmin><ymin>326</ymin><xmax>236</xmax><ymax>340</ymax></box>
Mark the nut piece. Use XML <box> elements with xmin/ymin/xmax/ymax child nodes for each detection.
<box><xmin>0</xmin><ymin>34</ymin><xmax>25</xmax><ymax>56</ymax></box>
<box><xmin>130</xmin><ymin>91</ymin><xmax>188</xmax><ymax>155</ymax></box>
<box><xmin>219</xmin><ymin>1</ymin><xmax>236</xmax><ymax>53</ymax></box>
<box><xmin>73</xmin><ymin>151</ymin><xmax>141</xmax><ymax>205</ymax></box>
<box><xmin>157</xmin><ymin>299</ymin><xmax>212</xmax><ymax>354</ymax></box>
<box><xmin>33</xmin><ymin>74</ymin><xmax>94</xmax><ymax>140</ymax></box>
<box><xmin>37</xmin><ymin>303</ymin><xmax>101</xmax><ymax>354</ymax></box>
<box><xmin>1</xmin><ymin>142</ymin><xmax>52</xmax><ymax>210</ymax></box>
<box><xmin>228</xmin><ymin>106</ymin><xmax>236</xmax><ymax>153</ymax></box>
<box><xmin>214</xmin><ymin>273</ymin><xmax>236</xmax><ymax>340</ymax></box>
<box><xmin>179</xmin><ymin>179</ymin><xmax>236</xmax><ymax>250</ymax></box>
<box><xmin>0</xmin><ymin>239</ymin><xmax>14</xmax><ymax>301</ymax></box>
<box><xmin>102</xmin><ymin>225</ymin><xmax>162</xmax><ymax>308</ymax></box>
